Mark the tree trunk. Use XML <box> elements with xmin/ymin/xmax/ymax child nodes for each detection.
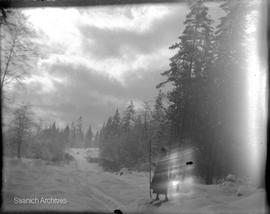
<box><xmin>205</xmin><ymin>143</ymin><xmax>214</xmax><ymax>184</ymax></box>
<box><xmin>206</xmin><ymin>164</ymin><xmax>213</xmax><ymax>184</ymax></box>
<box><xmin>17</xmin><ymin>138</ymin><xmax>22</xmax><ymax>159</ymax></box>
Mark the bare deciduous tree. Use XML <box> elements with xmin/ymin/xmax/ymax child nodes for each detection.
<box><xmin>10</xmin><ymin>104</ymin><xmax>34</xmax><ymax>159</ymax></box>
<box><xmin>0</xmin><ymin>9</ymin><xmax>37</xmax><ymax>101</ymax></box>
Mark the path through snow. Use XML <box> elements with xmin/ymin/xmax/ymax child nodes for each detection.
<box><xmin>3</xmin><ymin>148</ymin><xmax>149</xmax><ymax>213</ymax></box>
<box><xmin>2</xmin><ymin>148</ymin><xmax>267</xmax><ymax>213</ymax></box>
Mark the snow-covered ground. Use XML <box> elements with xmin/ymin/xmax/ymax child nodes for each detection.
<box><xmin>2</xmin><ymin>148</ymin><xmax>268</xmax><ymax>213</ymax></box>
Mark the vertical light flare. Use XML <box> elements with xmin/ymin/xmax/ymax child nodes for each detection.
<box><xmin>245</xmin><ymin>5</ymin><xmax>267</xmax><ymax>186</ymax></box>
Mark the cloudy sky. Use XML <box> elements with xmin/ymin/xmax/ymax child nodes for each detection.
<box><xmin>8</xmin><ymin>2</ymin><xmax>222</xmax><ymax>132</ymax></box>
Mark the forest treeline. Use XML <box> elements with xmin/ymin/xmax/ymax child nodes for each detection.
<box><xmin>97</xmin><ymin>0</ymin><xmax>253</xmax><ymax>184</ymax></box>
<box><xmin>4</xmin><ymin>108</ymin><xmax>95</xmax><ymax>162</ymax></box>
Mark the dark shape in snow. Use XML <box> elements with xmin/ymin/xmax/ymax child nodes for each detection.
<box><xmin>113</xmin><ymin>209</ymin><xmax>123</xmax><ymax>214</ymax></box>
<box><xmin>186</xmin><ymin>161</ymin><xmax>193</xmax><ymax>165</ymax></box>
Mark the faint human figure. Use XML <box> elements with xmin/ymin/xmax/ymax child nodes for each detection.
<box><xmin>150</xmin><ymin>147</ymin><xmax>169</xmax><ymax>201</ymax></box>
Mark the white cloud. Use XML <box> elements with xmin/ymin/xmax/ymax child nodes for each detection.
<box><xmin>23</xmin><ymin>4</ymin><xmax>171</xmax><ymax>53</ymax></box>
<box><xmin>24</xmin><ymin>8</ymin><xmax>81</xmax><ymax>46</ymax></box>
<box><xmin>23</xmin><ymin>5</ymin><xmax>175</xmax><ymax>84</ymax></box>
<box><xmin>79</xmin><ymin>5</ymin><xmax>171</xmax><ymax>32</ymax></box>
<box><xmin>37</xmin><ymin>43</ymin><xmax>170</xmax><ymax>85</ymax></box>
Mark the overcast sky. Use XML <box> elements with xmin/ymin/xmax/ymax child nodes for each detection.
<box><xmin>7</xmin><ymin>3</ymin><xmax>222</xmax><ymax>132</ymax></box>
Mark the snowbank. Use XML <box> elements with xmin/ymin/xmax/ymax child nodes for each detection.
<box><xmin>236</xmin><ymin>184</ymin><xmax>257</xmax><ymax>197</ymax></box>
<box><xmin>2</xmin><ymin>154</ymin><xmax>267</xmax><ymax>214</ymax></box>
<box><xmin>229</xmin><ymin>190</ymin><xmax>266</xmax><ymax>211</ymax></box>
<box><xmin>119</xmin><ymin>168</ymin><xmax>132</xmax><ymax>176</ymax></box>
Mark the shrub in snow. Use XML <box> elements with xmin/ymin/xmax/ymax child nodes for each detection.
<box><xmin>64</xmin><ymin>153</ymin><xmax>75</xmax><ymax>163</ymax></box>
<box><xmin>236</xmin><ymin>184</ymin><xmax>256</xmax><ymax>197</ymax></box>
<box><xmin>221</xmin><ymin>181</ymin><xmax>237</xmax><ymax>193</ymax></box>
<box><xmin>220</xmin><ymin>174</ymin><xmax>251</xmax><ymax>195</ymax></box>
<box><xmin>26</xmin><ymin>138</ymin><xmax>66</xmax><ymax>163</ymax></box>
<box><xmin>119</xmin><ymin>167</ymin><xmax>131</xmax><ymax>176</ymax></box>
<box><xmin>220</xmin><ymin>174</ymin><xmax>238</xmax><ymax>186</ymax></box>
<box><xmin>86</xmin><ymin>155</ymin><xmax>99</xmax><ymax>163</ymax></box>
<box><xmin>219</xmin><ymin>174</ymin><xmax>237</xmax><ymax>193</ymax></box>
<box><xmin>99</xmin><ymin>158</ymin><xmax>118</xmax><ymax>171</ymax></box>
<box><xmin>217</xmin><ymin>178</ymin><xmax>225</xmax><ymax>184</ymax></box>
<box><xmin>225</xmin><ymin>174</ymin><xmax>237</xmax><ymax>182</ymax></box>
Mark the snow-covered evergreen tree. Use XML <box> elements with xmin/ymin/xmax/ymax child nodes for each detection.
<box><xmin>85</xmin><ymin>125</ymin><xmax>93</xmax><ymax>148</ymax></box>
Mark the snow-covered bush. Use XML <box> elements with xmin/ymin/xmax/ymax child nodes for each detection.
<box><xmin>216</xmin><ymin>178</ymin><xmax>225</xmax><ymax>184</ymax></box>
<box><xmin>63</xmin><ymin>153</ymin><xmax>75</xmax><ymax>163</ymax></box>
<box><xmin>220</xmin><ymin>174</ymin><xmax>239</xmax><ymax>193</ymax></box>
<box><xmin>220</xmin><ymin>174</ymin><xmax>239</xmax><ymax>185</ymax></box>
<box><xmin>24</xmin><ymin>137</ymin><xmax>66</xmax><ymax>164</ymax></box>
<box><xmin>221</xmin><ymin>181</ymin><xmax>237</xmax><ymax>193</ymax></box>
<box><xmin>119</xmin><ymin>167</ymin><xmax>132</xmax><ymax>176</ymax></box>
<box><xmin>236</xmin><ymin>184</ymin><xmax>257</xmax><ymax>197</ymax></box>
<box><xmin>86</xmin><ymin>155</ymin><xmax>99</xmax><ymax>163</ymax></box>
<box><xmin>219</xmin><ymin>174</ymin><xmax>257</xmax><ymax>196</ymax></box>
<box><xmin>225</xmin><ymin>174</ymin><xmax>237</xmax><ymax>182</ymax></box>
<box><xmin>99</xmin><ymin>158</ymin><xmax>118</xmax><ymax>171</ymax></box>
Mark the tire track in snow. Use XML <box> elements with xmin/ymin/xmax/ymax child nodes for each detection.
<box><xmin>69</xmin><ymin>150</ymin><xmax>127</xmax><ymax>212</ymax></box>
<box><xmin>70</xmin><ymin>167</ymin><xmax>126</xmax><ymax>212</ymax></box>
<box><xmin>67</xmin><ymin>172</ymin><xmax>112</xmax><ymax>211</ymax></box>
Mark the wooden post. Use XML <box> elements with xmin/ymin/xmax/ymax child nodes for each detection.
<box><xmin>149</xmin><ymin>137</ymin><xmax>152</xmax><ymax>198</ymax></box>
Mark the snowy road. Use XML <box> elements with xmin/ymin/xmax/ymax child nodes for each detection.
<box><xmin>66</xmin><ymin>149</ymin><xmax>148</xmax><ymax>212</ymax></box>
<box><xmin>2</xmin><ymin>149</ymin><xmax>149</xmax><ymax>213</ymax></box>
<box><xmin>2</xmin><ymin>148</ymin><xmax>267</xmax><ymax>213</ymax></box>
